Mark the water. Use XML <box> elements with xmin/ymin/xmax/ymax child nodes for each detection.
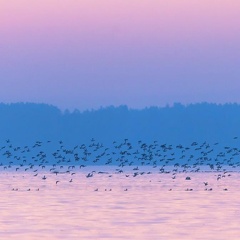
<box><xmin>0</xmin><ymin>169</ymin><xmax>240</xmax><ymax>239</ymax></box>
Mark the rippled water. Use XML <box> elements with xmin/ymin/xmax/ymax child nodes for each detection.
<box><xmin>0</xmin><ymin>169</ymin><xmax>240</xmax><ymax>239</ymax></box>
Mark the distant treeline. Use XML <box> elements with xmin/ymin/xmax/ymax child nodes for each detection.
<box><xmin>0</xmin><ymin>102</ymin><xmax>239</xmax><ymax>145</ymax></box>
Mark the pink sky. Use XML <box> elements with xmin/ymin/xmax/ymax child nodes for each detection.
<box><xmin>1</xmin><ymin>0</ymin><xmax>240</xmax><ymax>110</ymax></box>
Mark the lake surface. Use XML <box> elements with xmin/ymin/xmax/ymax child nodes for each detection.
<box><xmin>0</xmin><ymin>169</ymin><xmax>240</xmax><ymax>239</ymax></box>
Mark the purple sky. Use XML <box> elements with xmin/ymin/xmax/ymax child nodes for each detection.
<box><xmin>1</xmin><ymin>1</ymin><xmax>240</xmax><ymax>110</ymax></box>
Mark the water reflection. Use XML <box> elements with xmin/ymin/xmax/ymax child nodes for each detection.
<box><xmin>0</xmin><ymin>170</ymin><xmax>240</xmax><ymax>239</ymax></box>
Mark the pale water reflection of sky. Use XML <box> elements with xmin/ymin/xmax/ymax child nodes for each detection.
<box><xmin>0</xmin><ymin>171</ymin><xmax>240</xmax><ymax>239</ymax></box>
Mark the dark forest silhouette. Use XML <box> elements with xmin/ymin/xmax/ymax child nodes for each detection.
<box><xmin>0</xmin><ymin>102</ymin><xmax>239</xmax><ymax>145</ymax></box>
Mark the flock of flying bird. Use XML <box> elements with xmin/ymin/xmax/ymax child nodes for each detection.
<box><xmin>0</xmin><ymin>137</ymin><xmax>239</xmax><ymax>191</ymax></box>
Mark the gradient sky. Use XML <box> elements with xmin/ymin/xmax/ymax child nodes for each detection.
<box><xmin>1</xmin><ymin>0</ymin><xmax>240</xmax><ymax>110</ymax></box>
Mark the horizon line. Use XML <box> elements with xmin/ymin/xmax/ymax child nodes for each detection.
<box><xmin>1</xmin><ymin>101</ymin><xmax>240</xmax><ymax>113</ymax></box>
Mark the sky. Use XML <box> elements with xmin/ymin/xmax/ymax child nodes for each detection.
<box><xmin>0</xmin><ymin>0</ymin><xmax>240</xmax><ymax>110</ymax></box>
